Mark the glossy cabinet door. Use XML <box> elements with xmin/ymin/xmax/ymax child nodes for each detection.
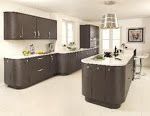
<box><xmin>34</xmin><ymin>17</ymin><xmax>57</xmax><ymax>39</ymax></box>
<box><xmin>125</xmin><ymin>57</ymin><xmax>134</xmax><ymax>98</ymax></box>
<box><xmin>4</xmin><ymin>58</ymin><xmax>30</xmax><ymax>89</ymax></box>
<box><xmin>4</xmin><ymin>12</ymin><xmax>36</xmax><ymax>40</ymax></box>
<box><xmin>36</xmin><ymin>17</ymin><xmax>50</xmax><ymax>39</ymax></box>
<box><xmin>21</xmin><ymin>14</ymin><xmax>36</xmax><ymax>39</ymax></box>
<box><xmin>105</xmin><ymin>66</ymin><xmax>125</xmax><ymax>104</ymax></box>
<box><xmin>82</xmin><ymin>64</ymin><xmax>92</xmax><ymax>98</ymax></box>
<box><xmin>4</xmin><ymin>12</ymin><xmax>22</xmax><ymax>40</ymax></box>
<box><xmin>80</xmin><ymin>25</ymin><xmax>90</xmax><ymax>48</ymax></box>
<box><xmin>49</xmin><ymin>54</ymin><xmax>57</xmax><ymax>75</ymax></box>
<box><xmin>80</xmin><ymin>25</ymin><xmax>99</xmax><ymax>48</ymax></box>
<box><xmin>91</xmin><ymin>65</ymin><xmax>106</xmax><ymax>101</ymax></box>
<box><xmin>49</xmin><ymin>20</ymin><xmax>57</xmax><ymax>39</ymax></box>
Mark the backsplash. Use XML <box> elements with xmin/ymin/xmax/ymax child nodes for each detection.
<box><xmin>0</xmin><ymin>40</ymin><xmax>56</xmax><ymax>58</ymax></box>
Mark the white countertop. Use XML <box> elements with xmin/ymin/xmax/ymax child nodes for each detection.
<box><xmin>55</xmin><ymin>48</ymin><xmax>96</xmax><ymax>54</ymax></box>
<box><xmin>4</xmin><ymin>52</ymin><xmax>56</xmax><ymax>59</ymax></box>
<box><xmin>4</xmin><ymin>48</ymin><xmax>98</xmax><ymax>59</ymax></box>
<box><xmin>81</xmin><ymin>50</ymin><xmax>134</xmax><ymax>66</ymax></box>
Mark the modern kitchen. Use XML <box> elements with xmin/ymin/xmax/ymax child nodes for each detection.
<box><xmin>0</xmin><ymin>0</ymin><xmax>150</xmax><ymax>116</ymax></box>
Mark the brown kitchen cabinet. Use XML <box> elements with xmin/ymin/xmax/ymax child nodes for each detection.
<box><xmin>4</xmin><ymin>58</ymin><xmax>31</xmax><ymax>89</ymax></box>
<box><xmin>4</xmin><ymin>48</ymin><xmax>98</xmax><ymax>89</ymax></box>
<box><xmin>4</xmin><ymin>54</ymin><xmax>57</xmax><ymax>89</ymax></box>
<box><xmin>82</xmin><ymin>56</ymin><xmax>134</xmax><ymax>109</ymax></box>
<box><xmin>4</xmin><ymin>12</ymin><xmax>57</xmax><ymax>40</ymax></box>
<box><xmin>92</xmin><ymin>65</ymin><xmax>106</xmax><ymax>102</ymax></box>
<box><xmin>80</xmin><ymin>25</ymin><xmax>99</xmax><ymax>48</ymax></box>
<box><xmin>57</xmin><ymin>48</ymin><xmax>98</xmax><ymax>75</ymax></box>
<box><xmin>4</xmin><ymin>12</ymin><xmax>36</xmax><ymax>40</ymax></box>
<box><xmin>36</xmin><ymin>17</ymin><xmax>57</xmax><ymax>39</ymax></box>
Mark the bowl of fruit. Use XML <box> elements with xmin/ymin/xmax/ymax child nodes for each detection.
<box><xmin>93</xmin><ymin>54</ymin><xmax>105</xmax><ymax>60</ymax></box>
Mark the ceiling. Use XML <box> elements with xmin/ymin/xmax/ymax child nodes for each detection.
<box><xmin>9</xmin><ymin>0</ymin><xmax>150</xmax><ymax>21</ymax></box>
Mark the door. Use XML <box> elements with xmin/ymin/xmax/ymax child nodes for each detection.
<box><xmin>36</xmin><ymin>17</ymin><xmax>50</xmax><ymax>39</ymax></box>
<box><xmin>69</xmin><ymin>53</ymin><xmax>76</xmax><ymax>73</ymax></box>
<box><xmin>20</xmin><ymin>13</ymin><xmax>36</xmax><ymax>39</ymax></box>
<box><xmin>14</xmin><ymin>59</ymin><xmax>30</xmax><ymax>87</ymax></box>
<box><xmin>105</xmin><ymin>66</ymin><xmax>125</xmax><ymax>104</ymax></box>
<box><xmin>4</xmin><ymin>12</ymin><xmax>22</xmax><ymax>40</ymax></box>
<box><xmin>4</xmin><ymin>59</ymin><xmax>15</xmax><ymax>86</ymax></box>
<box><xmin>49</xmin><ymin>20</ymin><xmax>57</xmax><ymax>39</ymax></box>
<box><xmin>82</xmin><ymin>64</ymin><xmax>92</xmax><ymax>98</ymax></box>
<box><xmin>92</xmin><ymin>65</ymin><xmax>106</xmax><ymax>101</ymax></box>
<box><xmin>49</xmin><ymin>54</ymin><xmax>57</xmax><ymax>76</ymax></box>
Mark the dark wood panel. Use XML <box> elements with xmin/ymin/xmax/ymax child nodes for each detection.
<box><xmin>4</xmin><ymin>12</ymin><xmax>22</xmax><ymax>40</ymax></box>
<box><xmin>80</xmin><ymin>25</ymin><xmax>99</xmax><ymax>48</ymax></box>
<box><xmin>82</xmin><ymin>64</ymin><xmax>92</xmax><ymax>98</ymax></box>
<box><xmin>4</xmin><ymin>12</ymin><xmax>57</xmax><ymax>40</ymax></box>
<box><xmin>21</xmin><ymin>14</ymin><xmax>36</xmax><ymax>39</ymax></box>
<box><xmin>91</xmin><ymin>65</ymin><xmax>106</xmax><ymax>101</ymax></box>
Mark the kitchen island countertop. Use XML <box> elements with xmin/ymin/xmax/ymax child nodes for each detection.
<box><xmin>81</xmin><ymin>49</ymin><xmax>134</xmax><ymax>66</ymax></box>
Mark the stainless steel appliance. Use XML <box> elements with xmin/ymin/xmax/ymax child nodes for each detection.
<box><xmin>47</xmin><ymin>42</ymin><xmax>55</xmax><ymax>53</ymax></box>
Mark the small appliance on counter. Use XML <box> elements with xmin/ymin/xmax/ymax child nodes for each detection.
<box><xmin>104</xmin><ymin>51</ymin><xmax>112</xmax><ymax>58</ymax></box>
<box><xmin>46</xmin><ymin>42</ymin><xmax>55</xmax><ymax>53</ymax></box>
<box><xmin>29</xmin><ymin>44</ymin><xmax>35</xmax><ymax>54</ymax></box>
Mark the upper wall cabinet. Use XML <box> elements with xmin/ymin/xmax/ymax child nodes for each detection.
<box><xmin>36</xmin><ymin>17</ymin><xmax>57</xmax><ymax>39</ymax></box>
<box><xmin>4</xmin><ymin>12</ymin><xmax>57</xmax><ymax>40</ymax></box>
<box><xmin>80</xmin><ymin>25</ymin><xmax>99</xmax><ymax>48</ymax></box>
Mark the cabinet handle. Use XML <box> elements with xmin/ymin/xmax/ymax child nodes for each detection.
<box><xmin>19</xmin><ymin>26</ymin><xmax>23</xmax><ymax>38</ymax></box>
<box><xmin>34</xmin><ymin>31</ymin><xmax>36</xmax><ymax>38</ymax></box>
<box><xmin>49</xmin><ymin>32</ymin><xmax>51</xmax><ymax>38</ymax></box>
<box><xmin>26</xmin><ymin>60</ymin><xmax>29</xmax><ymax>62</ymax></box>
<box><xmin>107</xmin><ymin>68</ymin><xmax>110</xmax><ymax>71</ymax></box>
<box><xmin>86</xmin><ymin>66</ymin><xmax>90</xmax><ymax>69</ymax></box>
<box><xmin>38</xmin><ymin>57</ymin><xmax>43</xmax><ymax>60</ymax></box>
<box><xmin>96</xmin><ymin>67</ymin><xmax>100</xmax><ymax>70</ymax></box>
<box><xmin>37</xmin><ymin>30</ymin><xmax>40</xmax><ymax>38</ymax></box>
<box><xmin>37</xmin><ymin>69</ymin><xmax>44</xmax><ymax>72</ymax></box>
<box><xmin>22</xmin><ymin>26</ymin><xmax>24</xmax><ymax>38</ymax></box>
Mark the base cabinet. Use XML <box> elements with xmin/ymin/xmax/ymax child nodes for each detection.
<box><xmin>82</xmin><ymin>57</ymin><xmax>134</xmax><ymax>109</ymax></box>
<box><xmin>57</xmin><ymin>48</ymin><xmax>98</xmax><ymax>75</ymax></box>
<box><xmin>92</xmin><ymin>65</ymin><xmax>106</xmax><ymax>102</ymax></box>
<box><xmin>4</xmin><ymin>54</ymin><xmax>57</xmax><ymax>89</ymax></box>
<box><xmin>4</xmin><ymin>59</ymin><xmax>30</xmax><ymax>89</ymax></box>
<box><xmin>4</xmin><ymin>48</ymin><xmax>98</xmax><ymax>89</ymax></box>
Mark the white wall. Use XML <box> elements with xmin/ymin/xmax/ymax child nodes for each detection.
<box><xmin>0</xmin><ymin>1</ymin><xmax>85</xmax><ymax>83</ymax></box>
<box><xmin>119</xmin><ymin>18</ymin><xmax>150</xmax><ymax>66</ymax></box>
<box><xmin>95</xmin><ymin>18</ymin><xmax>150</xmax><ymax>66</ymax></box>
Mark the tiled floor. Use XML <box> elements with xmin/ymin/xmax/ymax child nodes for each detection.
<box><xmin>0</xmin><ymin>67</ymin><xmax>150</xmax><ymax>116</ymax></box>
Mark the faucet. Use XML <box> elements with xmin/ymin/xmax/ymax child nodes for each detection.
<box><xmin>29</xmin><ymin>44</ymin><xmax>35</xmax><ymax>54</ymax></box>
<box><xmin>121</xmin><ymin>43</ymin><xmax>127</xmax><ymax>53</ymax></box>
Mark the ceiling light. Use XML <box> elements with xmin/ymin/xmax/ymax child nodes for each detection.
<box><xmin>101</xmin><ymin>0</ymin><xmax>119</xmax><ymax>29</ymax></box>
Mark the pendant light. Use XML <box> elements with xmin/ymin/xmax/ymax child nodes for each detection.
<box><xmin>101</xmin><ymin>0</ymin><xmax>119</xmax><ymax>29</ymax></box>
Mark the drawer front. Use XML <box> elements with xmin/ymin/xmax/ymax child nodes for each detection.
<box><xmin>30</xmin><ymin>67</ymin><xmax>50</xmax><ymax>84</ymax></box>
<box><xmin>29</xmin><ymin>55</ymin><xmax>50</xmax><ymax>70</ymax></box>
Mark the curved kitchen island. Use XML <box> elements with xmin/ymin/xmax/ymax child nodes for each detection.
<box><xmin>81</xmin><ymin>50</ymin><xmax>134</xmax><ymax>109</ymax></box>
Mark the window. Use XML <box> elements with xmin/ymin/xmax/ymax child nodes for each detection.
<box><xmin>101</xmin><ymin>28</ymin><xmax>121</xmax><ymax>51</ymax></box>
<box><xmin>62</xmin><ymin>20</ymin><xmax>74</xmax><ymax>45</ymax></box>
